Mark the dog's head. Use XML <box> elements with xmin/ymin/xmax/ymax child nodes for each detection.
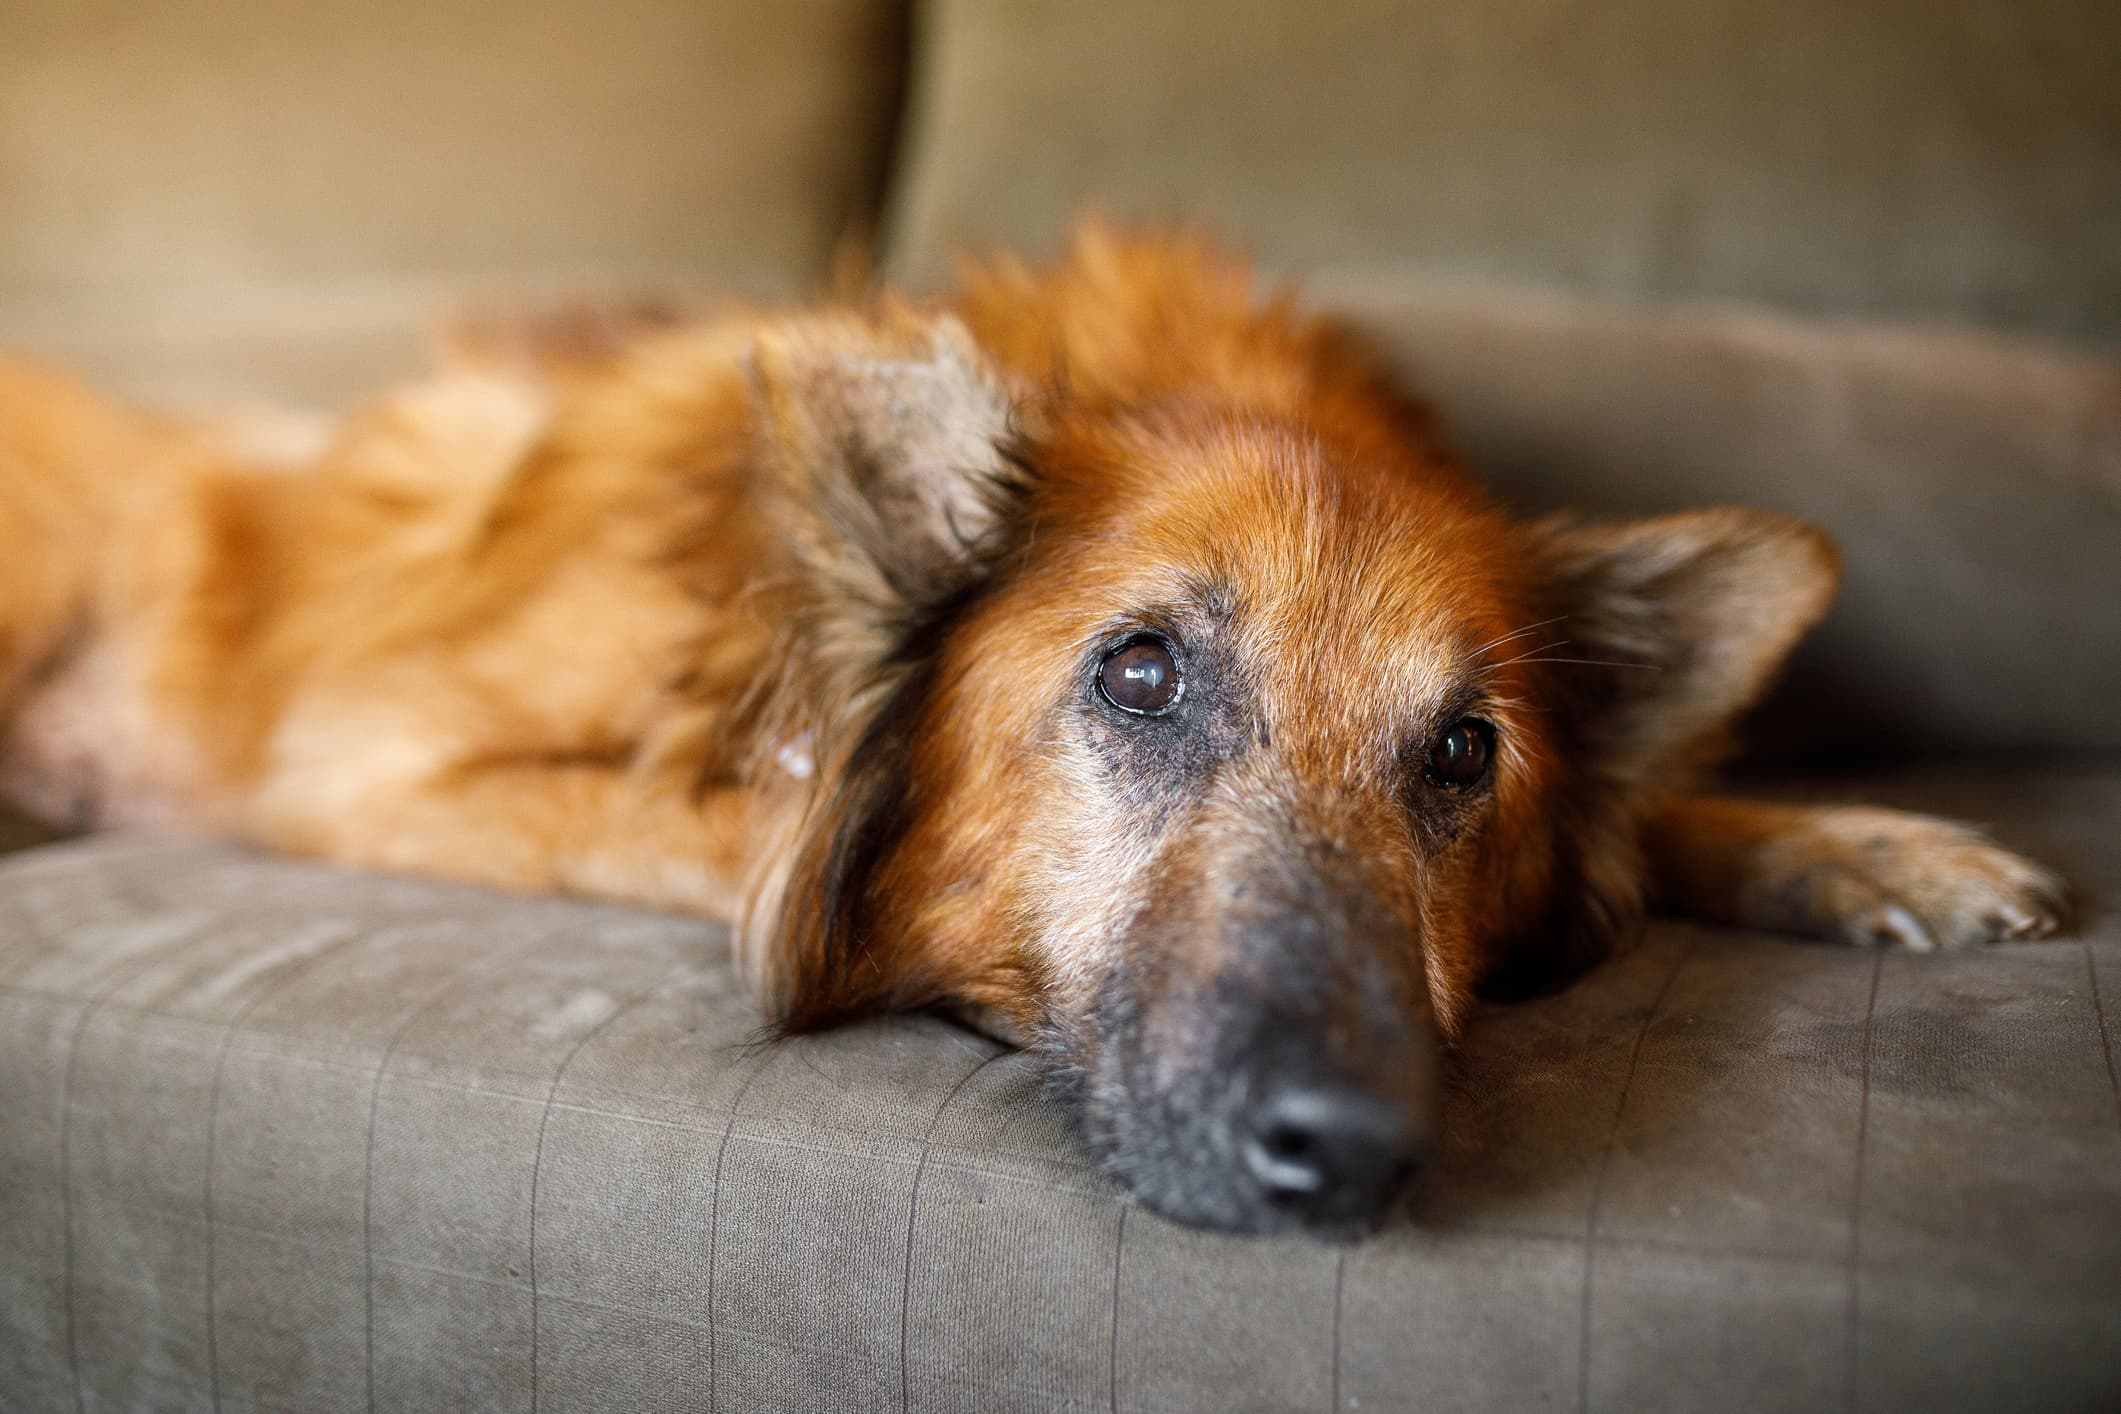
<box><xmin>740</xmin><ymin>305</ymin><xmax>1836</xmax><ymax>1236</ymax></box>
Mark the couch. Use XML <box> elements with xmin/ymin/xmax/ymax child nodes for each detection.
<box><xmin>3</xmin><ymin>3</ymin><xmax>2118</xmax><ymax>1409</ymax></box>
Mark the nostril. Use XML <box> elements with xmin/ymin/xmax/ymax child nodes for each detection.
<box><xmin>1261</xmin><ymin>1122</ymin><xmax>1315</xmax><ymax>1163</ymax></box>
<box><xmin>1240</xmin><ymin>1092</ymin><xmax>1339</xmax><ymax>1202</ymax></box>
<box><xmin>1243</xmin><ymin>1130</ymin><xmax>1327</xmax><ymax>1201</ymax></box>
<box><xmin>1240</xmin><ymin>1082</ymin><xmax>1431</xmax><ymax>1221</ymax></box>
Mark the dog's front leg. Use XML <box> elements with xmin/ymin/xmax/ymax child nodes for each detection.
<box><xmin>252</xmin><ymin>759</ymin><xmax>755</xmax><ymax>920</ymax></box>
<box><xmin>1642</xmin><ymin>795</ymin><xmax>2069</xmax><ymax>951</ymax></box>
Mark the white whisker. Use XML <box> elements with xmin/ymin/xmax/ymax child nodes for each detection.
<box><xmin>1468</xmin><ymin>615</ymin><xmax>1567</xmax><ymax>661</ymax></box>
<box><xmin>1507</xmin><ymin>656</ymin><xmax>1662</xmax><ymax>671</ymax></box>
<box><xmin>1482</xmin><ymin>638</ymin><xmax>1571</xmax><ymax>673</ymax></box>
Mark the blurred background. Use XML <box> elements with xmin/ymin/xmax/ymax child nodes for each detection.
<box><xmin>3</xmin><ymin>0</ymin><xmax>2118</xmax><ymax>757</ymax></box>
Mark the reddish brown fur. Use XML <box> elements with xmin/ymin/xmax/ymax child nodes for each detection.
<box><xmin>0</xmin><ymin>223</ymin><xmax>2067</xmax><ymax>1114</ymax></box>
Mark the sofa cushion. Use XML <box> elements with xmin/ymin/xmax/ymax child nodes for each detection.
<box><xmin>888</xmin><ymin>0</ymin><xmax>2121</xmax><ymax>347</ymax></box>
<box><xmin>3</xmin><ymin>766</ymin><xmax>2117</xmax><ymax>1411</ymax></box>
<box><xmin>1314</xmin><ymin>276</ymin><xmax>2121</xmax><ymax>758</ymax></box>
<box><xmin>0</xmin><ymin>0</ymin><xmax>907</xmax><ymax>406</ymax></box>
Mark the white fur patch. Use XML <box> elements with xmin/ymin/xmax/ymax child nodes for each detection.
<box><xmin>773</xmin><ymin>734</ymin><xmax>816</xmax><ymax>781</ymax></box>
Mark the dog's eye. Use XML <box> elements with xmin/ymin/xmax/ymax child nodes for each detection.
<box><xmin>1098</xmin><ymin>637</ymin><xmax>1181</xmax><ymax>715</ymax></box>
<box><xmin>1426</xmin><ymin>718</ymin><xmax>1494</xmax><ymax>788</ymax></box>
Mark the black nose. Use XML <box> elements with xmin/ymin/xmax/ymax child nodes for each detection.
<box><xmin>1240</xmin><ymin>1082</ymin><xmax>1435</xmax><ymax>1224</ymax></box>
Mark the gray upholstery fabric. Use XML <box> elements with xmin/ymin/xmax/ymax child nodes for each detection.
<box><xmin>1</xmin><ymin>0</ymin><xmax>907</xmax><ymax>408</ymax></box>
<box><xmin>3</xmin><ymin>766</ymin><xmax>2117</xmax><ymax>1411</ymax></box>
<box><xmin>887</xmin><ymin>0</ymin><xmax>2121</xmax><ymax>347</ymax></box>
<box><xmin>3</xmin><ymin>0</ymin><xmax>904</xmax><ymax>295</ymax></box>
<box><xmin>1313</xmin><ymin>277</ymin><xmax>2121</xmax><ymax>759</ymax></box>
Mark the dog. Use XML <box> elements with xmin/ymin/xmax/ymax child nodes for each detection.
<box><xmin>0</xmin><ymin>225</ymin><xmax>2068</xmax><ymax>1235</ymax></box>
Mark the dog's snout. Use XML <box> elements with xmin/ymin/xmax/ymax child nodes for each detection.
<box><xmin>1239</xmin><ymin>1078</ymin><xmax>1437</xmax><ymax>1224</ymax></box>
<box><xmin>1084</xmin><ymin>832</ymin><xmax>1448</xmax><ymax>1233</ymax></box>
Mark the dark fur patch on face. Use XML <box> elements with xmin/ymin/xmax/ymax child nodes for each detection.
<box><xmin>768</xmin><ymin>566</ymin><xmax>1023</xmax><ymax>1035</ymax></box>
<box><xmin>1036</xmin><ymin>960</ymin><xmax>1282</xmax><ymax>1233</ymax></box>
<box><xmin>1392</xmin><ymin>686</ymin><xmax>1503</xmax><ymax>852</ymax></box>
<box><xmin>1475</xmin><ymin>812</ymin><xmax>1636</xmax><ymax>1002</ymax></box>
<box><xmin>1068</xmin><ymin>591</ymin><xmax>1259</xmax><ymax>825</ymax></box>
<box><xmin>767</xmin><ymin>668</ymin><xmax>931</xmax><ymax>1034</ymax></box>
<box><xmin>1040</xmin><ymin>851</ymin><xmax>1443</xmax><ymax>1236</ymax></box>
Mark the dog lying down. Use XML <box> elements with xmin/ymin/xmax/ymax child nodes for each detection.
<box><xmin>0</xmin><ymin>225</ymin><xmax>2068</xmax><ymax>1235</ymax></box>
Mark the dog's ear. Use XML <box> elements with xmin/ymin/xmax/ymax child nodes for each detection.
<box><xmin>1538</xmin><ymin>508</ymin><xmax>1841</xmax><ymax>785</ymax></box>
<box><xmin>1478</xmin><ymin>509</ymin><xmax>1840</xmax><ymax>1001</ymax></box>
<box><xmin>739</xmin><ymin>314</ymin><xmax>1021</xmax><ymax>1030</ymax></box>
<box><xmin>749</xmin><ymin>312</ymin><xmax>1019</xmax><ymax>629</ymax></box>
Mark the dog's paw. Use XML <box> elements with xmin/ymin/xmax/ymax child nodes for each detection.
<box><xmin>1766</xmin><ymin>809</ymin><xmax>2069</xmax><ymax>951</ymax></box>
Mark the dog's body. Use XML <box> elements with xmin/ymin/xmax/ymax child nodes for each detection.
<box><xmin>0</xmin><ymin>228</ymin><xmax>2066</xmax><ymax>1232</ymax></box>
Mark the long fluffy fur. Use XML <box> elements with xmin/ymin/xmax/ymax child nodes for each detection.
<box><xmin>0</xmin><ymin>222</ymin><xmax>2064</xmax><ymax>1049</ymax></box>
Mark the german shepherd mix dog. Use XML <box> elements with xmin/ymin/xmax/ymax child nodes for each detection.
<box><xmin>0</xmin><ymin>227</ymin><xmax>2068</xmax><ymax>1234</ymax></box>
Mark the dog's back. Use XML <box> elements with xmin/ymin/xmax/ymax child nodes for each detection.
<box><xmin>0</xmin><ymin>357</ymin><xmax>567</xmax><ymax>827</ymax></box>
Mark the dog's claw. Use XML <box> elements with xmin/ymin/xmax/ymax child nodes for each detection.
<box><xmin>1991</xmin><ymin>905</ymin><xmax>2057</xmax><ymax>941</ymax></box>
<box><xmin>1768</xmin><ymin>810</ymin><xmax>2071</xmax><ymax>952</ymax></box>
<box><xmin>1870</xmin><ymin>902</ymin><xmax>1935</xmax><ymax>952</ymax></box>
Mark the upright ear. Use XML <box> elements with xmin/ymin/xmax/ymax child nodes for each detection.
<box><xmin>749</xmin><ymin>312</ymin><xmax>1020</xmax><ymax>633</ymax></box>
<box><xmin>739</xmin><ymin>313</ymin><xmax>1022</xmax><ymax>1030</ymax></box>
<box><xmin>1537</xmin><ymin>508</ymin><xmax>1842</xmax><ymax>786</ymax></box>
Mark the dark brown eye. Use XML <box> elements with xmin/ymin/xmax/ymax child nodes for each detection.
<box><xmin>1098</xmin><ymin>638</ymin><xmax>1181</xmax><ymax>715</ymax></box>
<box><xmin>1427</xmin><ymin>718</ymin><xmax>1494</xmax><ymax>788</ymax></box>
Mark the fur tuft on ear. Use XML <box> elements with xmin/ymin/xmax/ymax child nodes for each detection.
<box><xmin>735</xmin><ymin>311</ymin><xmax>1022</xmax><ymax>1026</ymax></box>
<box><xmin>749</xmin><ymin>311</ymin><xmax>1019</xmax><ymax>618</ymax></box>
<box><xmin>1538</xmin><ymin>508</ymin><xmax>1842</xmax><ymax>787</ymax></box>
